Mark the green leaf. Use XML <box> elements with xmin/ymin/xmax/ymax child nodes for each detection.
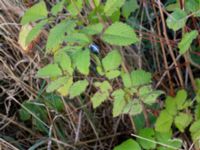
<box><xmin>46</xmin><ymin>20</ymin><xmax>75</xmax><ymax>52</ymax></box>
<box><xmin>131</xmin><ymin>70</ymin><xmax>152</xmax><ymax>86</ymax></box>
<box><xmin>57</xmin><ymin>77</ymin><xmax>73</xmax><ymax>96</ymax></box>
<box><xmin>45</xmin><ymin>94</ymin><xmax>64</xmax><ymax>112</ymax></box>
<box><xmin>81</xmin><ymin>23</ymin><xmax>103</xmax><ymax>35</ymax></box>
<box><xmin>174</xmin><ymin>112</ymin><xmax>192</xmax><ymax>132</ymax></box>
<box><xmin>185</xmin><ymin>0</ymin><xmax>200</xmax><ymax>17</ymax></box>
<box><xmin>65</xmin><ymin>33</ymin><xmax>90</xmax><ymax>44</ymax></box>
<box><xmin>69</xmin><ymin>80</ymin><xmax>89</xmax><ymax>98</ymax></box>
<box><xmin>54</xmin><ymin>51</ymin><xmax>73</xmax><ymax>74</ymax></box>
<box><xmin>46</xmin><ymin>77</ymin><xmax>68</xmax><ymax>93</ymax></box>
<box><xmin>102</xmin><ymin>22</ymin><xmax>139</xmax><ymax>46</ymax></box>
<box><xmin>165</xmin><ymin>96</ymin><xmax>177</xmax><ymax>116</ymax></box>
<box><xmin>137</xmin><ymin>128</ymin><xmax>156</xmax><ymax>150</ymax></box>
<box><xmin>122</xmin><ymin>0</ymin><xmax>139</xmax><ymax>19</ymax></box>
<box><xmin>104</xmin><ymin>0</ymin><xmax>125</xmax><ymax>17</ymax></box>
<box><xmin>121</xmin><ymin>72</ymin><xmax>132</xmax><ymax>88</ymax></box>
<box><xmin>165</xmin><ymin>2</ymin><xmax>179</xmax><ymax>12</ymax></box>
<box><xmin>21</xmin><ymin>1</ymin><xmax>48</xmax><ymax>25</ymax></box>
<box><xmin>94</xmin><ymin>81</ymin><xmax>112</xmax><ymax>92</ymax></box>
<box><xmin>36</xmin><ymin>64</ymin><xmax>62</xmax><ymax>78</ymax></box>
<box><xmin>178</xmin><ymin>30</ymin><xmax>198</xmax><ymax>54</ymax></box>
<box><xmin>102</xmin><ymin>50</ymin><xmax>122</xmax><ymax>72</ymax></box>
<box><xmin>156</xmin><ymin>132</ymin><xmax>182</xmax><ymax>150</ymax></box>
<box><xmin>114</xmin><ymin>139</ymin><xmax>141</xmax><ymax>150</ymax></box>
<box><xmin>123</xmin><ymin>100</ymin><xmax>142</xmax><ymax>116</ymax></box>
<box><xmin>51</xmin><ymin>0</ymin><xmax>64</xmax><ymax>15</ymax></box>
<box><xmin>75</xmin><ymin>50</ymin><xmax>90</xmax><ymax>75</ymax></box>
<box><xmin>195</xmin><ymin>104</ymin><xmax>200</xmax><ymax>120</ymax></box>
<box><xmin>139</xmin><ymin>86</ymin><xmax>163</xmax><ymax>105</ymax></box>
<box><xmin>105</xmin><ymin>70</ymin><xmax>121</xmax><ymax>79</ymax></box>
<box><xmin>26</xmin><ymin>20</ymin><xmax>47</xmax><ymax>45</ymax></box>
<box><xmin>92</xmin><ymin>81</ymin><xmax>112</xmax><ymax>108</ymax></box>
<box><xmin>190</xmin><ymin>120</ymin><xmax>200</xmax><ymax>142</ymax></box>
<box><xmin>175</xmin><ymin>89</ymin><xmax>187</xmax><ymax>110</ymax></box>
<box><xmin>94</xmin><ymin>0</ymin><xmax>100</xmax><ymax>7</ymax></box>
<box><xmin>190</xmin><ymin>120</ymin><xmax>200</xmax><ymax>133</ymax></box>
<box><xmin>166</xmin><ymin>9</ymin><xmax>187</xmax><ymax>31</ymax></box>
<box><xmin>110</xmin><ymin>10</ymin><xmax>120</xmax><ymax>22</ymax></box>
<box><xmin>155</xmin><ymin>110</ymin><xmax>173</xmax><ymax>133</ymax></box>
<box><xmin>67</xmin><ymin>0</ymin><xmax>83</xmax><ymax>16</ymax></box>
<box><xmin>112</xmin><ymin>89</ymin><xmax>126</xmax><ymax>117</ymax></box>
<box><xmin>91</xmin><ymin>91</ymin><xmax>109</xmax><ymax>108</ymax></box>
<box><xmin>19</xmin><ymin>102</ymin><xmax>32</xmax><ymax>121</ymax></box>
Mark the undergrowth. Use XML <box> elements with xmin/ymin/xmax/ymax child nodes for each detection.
<box><xmin>1</xmin><ymin>0</ymin><xmax>200</xmax><ymax>149</ymax></box>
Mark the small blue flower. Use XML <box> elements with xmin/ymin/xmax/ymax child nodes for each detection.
<box><xmin>89</xmin><ymin>43</ymin><xmax>100</xmax><ymax>54</ymax></box>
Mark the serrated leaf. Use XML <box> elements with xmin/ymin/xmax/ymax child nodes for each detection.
<box><xmin>156</xmin><ymin>132</ymin><xmax>182</xmax><ymax>150</ymax></box>
<box><xmin>137</xmin><ymin>128</ymin><xmax>156</xmax><ymax>150</ymax></box>
<box><xmin>139</xmin><ymin>86</ymin><xmax>163</xmax><ymax>105</ymax></box>
<box><xmin>57</xmin><ymin>77</ymin><xmax>73</xmax><ymax>96</ymax></box>
<box><xmin>81</xmin><ymin>23</ymin><xmax>103</xmax><ymax>35</ymax></box>
<box><xmin>122</xmin><ymin>0</ymin><xmax>139</xmax><ymax>19</ymax></box>
<box><xmin>92</xmin><ymin>81</ymin><xmax>112</xmax><ymax>108</ymax></box>
<box><xmin>165</xmin><ymin>2</ymin><xmax>179</xmax><ymax>11</ymax></box>
<box><xmin>94</xmin><ymin>81</ymin><xmax>112</xmax><ymax>92</ymax></box>
<box><xmin>26</xmin><ymin>20</ymin><xmax>47</xmax><ymax>46</ymax></box>
<box><xmin>21</xmin><ymin>1</ymin><xmax>48</xmax><ymax>25</ymax></box>
<box><xmin>46</xmin><ymin>77</ymin><xmax>68</xmax><ymax>93</ymax></box>
<box><xmin>166</xmin><ymin>9</ymin><xmax>187</xmax><ymax>31</ymax></box>
<box><xmin>75</xmin><ymin>50</ymin><xmax>90</xmax><ymax>75</ymax></box>
<box><xmin>131</xmin><ymin>70</ymin><xmax>152</xmax><ymax>86</ymax></box>
<box><xmin>102</xmin><ymin>50</ymin><xmax>122</xmax><ymax>72</ymax></box>
<box><xmin>121</xmin><ymin>72</ymin><xmax>132</xmax><ymax>88</ymax></box>
<box><xmin>114</xmin><ymin>139</ymin><xmax>141</xmax><ymax>150</ymax></box>
<box><xmin>165</xmin><ymin>96</ymin><xmax>177</xmax><ymax>116</ymax></box>
<box><xmin>105</xmin><ymin>70</ymin><xmax>121</xmax><ymax>79</ymax></box>
<box><xmin>155</xmin><ymin>110</ymin><xmax>173</xmax><ymax>133</ymax></box>
<box><xmin>190</xmin><ymin>120</ymin><xmax>200</xmax><ymax>148</ymax></box>
<box><xmin>51</xmin><ymin>0</ymin><xmax>64</xmax><ymax>15</ymax></box>
<box><xmin>104</xmin><ymin>0</ymin><xmax>125</xmax><ymax>16</ymax></box>
<box><xmin>67</xmin><ymin>0</ymin><xmax>83</xmax><ymax>16</ymax></box>
<box><xmin>36</xmin><ymin>64</ymin><xmax>62</xmax><ymax>78</ymax></box>
<box><xmin>190</xmin><ymin>120</ymin><xmax>200</xmax><ymax>133</ymax></box>
<box><xmin>123</xmin><ymin>100</ymin><xmax>142</xmax><ymax>116</ymax></box>
<box><xmin>102</xmin><ymin>22</ymin><xmax>139</xmax><ymax>46</ymax></box>
<box><xmin>185</xmin><ymin>0</ymin><xmax>200</xmax><ymax>17</ymax></box>
<box><xmin>175</xmin><ymin>89</ymin><xmax>187</xmax><ymax>110</ymax></box>
<box><xmin>54</xmin><ymin>51</ymin><xmax>73</xmax><ymax>74</ymax></box>
<box><xmin>178</xmin><ymin>30</ymin><xmax>198</xmax><ymax>54</ymax></box>
<box><xmin>65</xmin><ymin>33</ymin><xmax>90</xmax><ymax>44</ymax></box>
<box><xmin>91</xmin><ymin>91</ymin><xmax>109</xmax><ymax>108</ymax></box>
<box><xmin>112</xmin><ymin>89</ymin><xmax>126</xmax><ymax>117</ymax></box>
<box><xmin>46</xmin><ymin>20</ymin><xmax>75</xmax><ymax>52</ymax></box>
<box><xmin>69</xmin><ymin>80</ymin><xmax>89</xmax><ymax>98</ymax></box>
<box><xmin>174</xmin><ymin>112</ymin><xmax>192</xmax><ymax>132</ymax></box>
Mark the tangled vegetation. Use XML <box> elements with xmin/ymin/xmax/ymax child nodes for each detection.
<box><xmin>1</xmin><ymin>0</ymin><xmax>200</xmax><ymax>149</ymax></box>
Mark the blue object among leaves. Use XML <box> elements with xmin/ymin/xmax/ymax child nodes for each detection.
<box><xmin>89</xmin><ymin>43</ymin><xmax>100</xmax><ymax>54</ymax></box>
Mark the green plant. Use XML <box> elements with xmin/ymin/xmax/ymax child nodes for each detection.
<box><xmin>19</xmin><ymin>0</ymin><xmax>162</xmax><ymax>120</ymax></box>
<box><xmin>17</xmin><ymin>0</ymin><xmax>200</xmax><ymax>149</ymax></box>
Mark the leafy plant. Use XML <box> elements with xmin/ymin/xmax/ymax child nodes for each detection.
<box><xmin>155</xmin><ymin>89</ymin><xmax>192</xmax><ymax>133</ymax></box>
<box><xmin>17</xmin><ymin>0</ymin><xmax>200</xmax><ymax>149</ymax></box>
